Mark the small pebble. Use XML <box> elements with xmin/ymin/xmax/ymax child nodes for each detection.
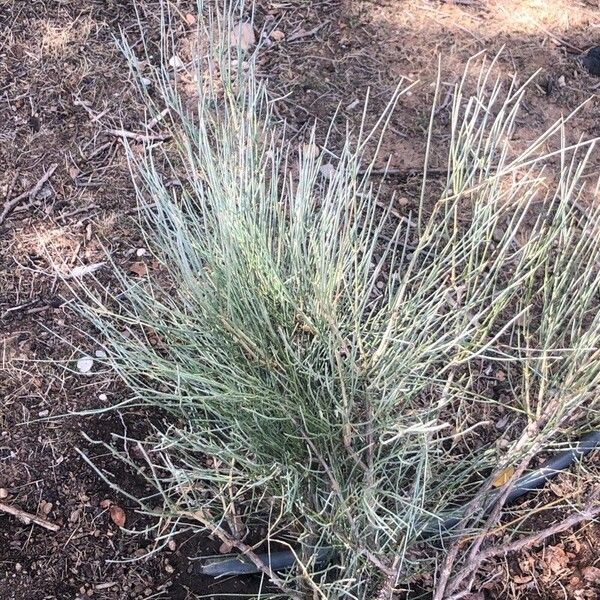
<box><xmin>77</xmin><ymin>356</ymin><xmax>94</xmax><ymax>374</ymax></box>
<box><xmin>98</xmin><ymin>394</ymin><xmax>108</xmax><ymax>402</ymax></box>
<box><xmin>168</xmin><ymin>55</ymin><xmax>184</xmax><ymax>69</ymax></box>
<box><xmin>320</xmin><ymin>163</ymin><xmax>336</xmax><ymax>179</ymax></box>
<box><xmin>0</xmin><ymin>488</ymin><xmax>8</xmax><ymax>499</ymax></box>
<box><xmin>38</xmin><ymin>409</ymin><xmax>49</xmax><ymax>417</ymax></box>
<box><xmin>70</xmin><ymin>509</ymin><xmax>82</xmax><ymax>523</ymax></box>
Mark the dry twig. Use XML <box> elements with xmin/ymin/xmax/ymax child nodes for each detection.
<box><xmin>445</xmin><ymin>490</ymin><xmax>600</xmax><ymax>600</ymax></box>
<box><xmin>433</xmin><ymin>398</ymin><xmax>563</xmax><ymax>600</ymax></box>
<box><xmin>0</xmin><ymin>501</ymin><xmax>60</xmax><ymax>532</ymax></box>
<box><xmin>105</xmin><ymin>128</ymin><xmax>170</xmax><ymax>142</ymax></box>
<box><xmin>287</xmin><ymin>20</ymin><xmax>330</xmax><ymax>43</ymax></box>
<box><xmin>188</xmin><ymin>509</ymin><xmax>303</xmax><ymax>600</ymax></box>
<box><xmin>0</xmin><ymin>164</ymin><xmax>58</xmax><ymax>226</ymax></box>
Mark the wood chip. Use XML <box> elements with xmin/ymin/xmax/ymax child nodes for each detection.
<box><xmin>230</xmin><ymin>22</ymin><xmax>256</xmax><ymax>51</ymax></box>
<box><xmin>109</xmin><ymin>505</ymin><xmax>126</xmax><ymax>528</ymax></box>
<box><xmin>129</xmin><ymin>261</ymin><xmax>149</xmax><ymax>277</ymax></box>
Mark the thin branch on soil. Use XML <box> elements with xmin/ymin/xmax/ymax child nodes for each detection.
<box><xmin>0</xmin><ymin>164</ymin><xmax>58</xmax><ymax>226</ymax></box>
<box><xmin>0</xmin><ymin>501</ymin><xmax>60</xmax><ymax>532</ymax></box>
<box><xmin>359</xmin><ymin>167</ymin><xmax>448</xmax><ymax>179</ymax></box>
<box><xmin>535</xmin><ymin>23</ymin><xmax>583</xmax><ymax>53</ymax></box>
<box><xmin>287</xmin><ymin>20</ymin><xmax>330</xmax><ymax>43</ymax></box>
<box><xmin>187</xmin><ymin>509</ymin><xmax>303</xmax><ymax>600</ymax></box>
<box><xmin>445</xmin><ymin>490</ymin><xmax>600</xmax><ymax>600</ymax></box>
<box><xmin>146</xmin><ymin>108</ymin><xmax>170</xmax><ymax>130</ymax></box>
<box><xmin>433</xmin><ymin>397</ymin><xmax>563</xmax><ymax>600</ymax></box>
<box><xmin>105</xmin><ymin>128</ymin><xmax>171</xmax><ymax>142</ymax></box>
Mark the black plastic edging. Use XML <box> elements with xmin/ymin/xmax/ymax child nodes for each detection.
<box><xmin>197</xmin><ymin>430</ymin><xmax>600</xmax><ymax>577</ymax></box>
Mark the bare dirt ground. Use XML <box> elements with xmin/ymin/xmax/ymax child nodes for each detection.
<box><xmin>1</xmin><ymin>1</ymin><xmax>600</xmax><ymax>599</ymax></box>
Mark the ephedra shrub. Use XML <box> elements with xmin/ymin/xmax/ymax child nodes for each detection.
<box><xmin>77</xmin><ymin>2</ymin><xmax>600</xmax><ymax>597</ymax></box>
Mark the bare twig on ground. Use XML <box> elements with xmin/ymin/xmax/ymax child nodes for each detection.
<box><xmin>0</xmin><ymin>501</ymin><xmax>60</xmax><ymax>532</ymax></box>
<box><xmin>287</xmin><ymin>20</ymin><xmax>330</xmax><ymax>43</ymax></box>
<box><xmin>445</xmin><ymin>490</ymin><xmax>600</xmax><ymax>600</ymax></box>
<box><xmin>0</xmin><ymin>164</ymin><xmax>58</xmax><ymax>226</ymax></box>
<box><xmin>535</xmin><ymin>23</ymin><xmax>583</xmax><ymax>53</ymax></box>
<box><xmin>433</xmin><ymin>398</ymin><xmax>563</xmax><ymax>600</ymax></box>
<box><xmin>146</xmin><ymin>108</ymin><xmax>170</xmax><ymax>130</ymax></box>
<box><xmin>359</xmin><ymin>167</ymin><xmax>448</xmax><ymax>179</ymax></box>
<box><xmin>187</xmin><ymin>509</ymin><xmax>303</xmax><ymax>600</ymax></box>
<box><xmin>105</xmin><ymin>128</ymin><xmax>171</xmax><ymax>142</ymax></box>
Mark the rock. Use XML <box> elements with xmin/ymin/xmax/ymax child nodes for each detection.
<box><xmin>301</xmin><ymin>143</ymin><xmax>320</xmax><ymax>159</ymax></box>
<box><xmin>230</xmin><ymin>22</ymin><xmax>255</xmax><ymax>51</ymax></box>
<box><xmin>582</xmin><ymin>46</ymin><xmax>600</xmax><ymax>76</ymax></box>
<box><xmin>582</xmin><ymin>566</ymin><xmax>600</xmax><ymax>583</ymax></box>
<box><xmin>77</xmin><ymin>356</ymin><xmax>94</xmax><ymax>374</ymax></box>
<box><xmin>168</xmin><ymin>55</ymin><xmax>184</xmax><ymax>69</ymax></box>
<box><xmin>320</xmin><ymin>163</ymin><xmax>336</xmax><ymax>179</ymax></box>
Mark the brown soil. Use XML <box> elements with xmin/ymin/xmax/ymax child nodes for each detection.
<box><xmin>1</xmin><ymin>0</ymin><xmax>599</xmax><ymax>599</ymax></box>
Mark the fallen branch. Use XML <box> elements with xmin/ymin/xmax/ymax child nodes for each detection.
<box><xmin>0</xmin><ymin>164</ymin><xmax>58</xmax><ymax>226</ymax></box>
<box><xmin>287</xmin><ymin>20</ymin><xmax>329</xmax><ymax>43</ymax></box>
<box><xmin>0</xmin><ymin>501</ymin><xmax>60</xmax><ymax>532</ymax></box>
<box><xmin>433</xmin><ymin>397</ymin><xmax>563</xmax><ymax>600</ymax></box>
<box><xmin>445</xmin><ymin>489</ymin><xmax>600</xmax><ymax>599</ymax></box>
<box><xmin>106</xmin><ymin>128</ymin><xmax>170</xmax><ymax>142</ymax></box>
<box><xmin>146</xmin><ymin>108</ymin><xmax>170</xmax><ymax>130</ymax></box>
<box><xmin>359</xmin><ymin>167</ymin><xmax>449</xmax><ymax>180</ymax></box>
<box><xmin>188</xmin><ymin>509</ymin><xmax>303</xmax><ymax>600</ymax></box>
